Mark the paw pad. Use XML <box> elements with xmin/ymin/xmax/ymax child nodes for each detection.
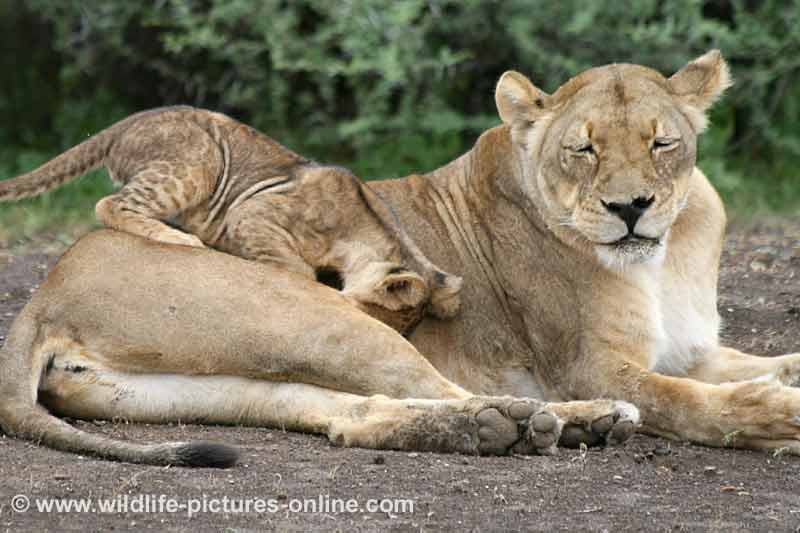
<box><xmin>473</xmin><ymin>400</ymin><xmax>562</xmax><ymax>456</ymax></box>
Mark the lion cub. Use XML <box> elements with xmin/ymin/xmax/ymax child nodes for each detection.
<box><xmin>0</xmin><ymin>106</ymin><xmax>461</xmax><ymax>334</ymax></box>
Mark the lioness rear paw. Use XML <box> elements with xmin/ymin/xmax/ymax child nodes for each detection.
<box><xmin>472</xmin><ymin>398</ymin><xmax>562</xmax><ymax>456</ymax></box>
<box><xmin>548</xmin><ymin>400</ymin><xmax>639</xmax><ymax>448</ymax></box>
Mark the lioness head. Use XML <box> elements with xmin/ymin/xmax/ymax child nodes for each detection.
<box><xmin>495</xmin><ymin>50</ymin><xmax>731</xmax><ymax>269</ymax></box>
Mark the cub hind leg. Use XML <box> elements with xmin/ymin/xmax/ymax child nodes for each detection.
<box><xmin>96</xmin><ymin>173</ymin><xmax>207</xmax><ymax>248</ymax></box>
<box><xmin>96</xmin><ymin>121</ymin><xmax>224</xmax><ymax>247</ymax></box>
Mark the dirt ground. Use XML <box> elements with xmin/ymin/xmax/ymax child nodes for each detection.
<box><xmin>0</xmin><ymin>222</ymin><xmax>798</xmax><ymax>532</ymax></box>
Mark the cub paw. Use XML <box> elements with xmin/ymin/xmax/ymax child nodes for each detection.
<box><xmin>154</xmin><ymin>230</ymin><xmax>206</xmax><ymax>248</ymax></box>
<box><xmin>427</xmin><ymin>272</ymin><xmax>463</xmax><ymax>319</ymax></box>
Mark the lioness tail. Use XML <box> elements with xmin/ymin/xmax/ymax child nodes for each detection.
<box><xmin>0</xmin><ymin>312</ymin><xmax>238</xmax><ymax>467</ymax></box>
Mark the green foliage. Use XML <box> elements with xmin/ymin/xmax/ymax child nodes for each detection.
<box><xmin>1</xmin><ymin>0</ymin><xmax>798</xmax><ymax>243</ymax></box>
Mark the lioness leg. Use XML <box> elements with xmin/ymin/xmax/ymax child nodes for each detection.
<box><xmin>570</xmin><ymin>352</ymin><xmax>800</xmax><ymax>454</ymax></box>
<box><xmin>40</xmin><ymin>363</ymin><xmax>639</xmax><ymax>455</ymax></box>
<box><xmin>686</xmin><ymin>347</ymin><xmax>800</xmax><ymax>386</ymax></box>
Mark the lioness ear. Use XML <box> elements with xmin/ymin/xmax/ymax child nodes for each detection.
<box><xmin>495</xmin><ymin>71</ymin><xmax>551</xmax><ymax>126</ymax></box>
<box><xmin>668</xmin><ymin>50</ymin><xmax>732</xmax><ymax>132</ymax></box>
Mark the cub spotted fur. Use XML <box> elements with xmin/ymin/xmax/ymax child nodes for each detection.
<box><xmin>0</xmin><ymin>107</ymin><xmax>462</xmax><ymax>333</ymax></box>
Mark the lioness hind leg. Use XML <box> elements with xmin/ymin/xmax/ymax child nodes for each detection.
<box><xmin>41</xmin><ymin>365</ymin><xmax>564</xmax><ymax>456</ymax></box>
<box><xmin>329</xmin><ymin>395</ymin><xmax>564</xmax><ymax>455</ymax></box>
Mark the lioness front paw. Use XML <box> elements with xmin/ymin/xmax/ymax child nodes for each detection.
<box><xmin>470</xmin><ymin>398</ymin><xmax>562</xmax><ymax>456</ymax></box>
<box><xmin>546</xmin><ymin>400</ymin><xmax>639</xmax><ymax>448</ymax></box>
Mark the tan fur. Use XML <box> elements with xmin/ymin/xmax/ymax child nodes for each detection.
<box><xmin>1</xmin><ymin>50</ymin><xmax>797</xmax><ymax>466</ymax></box>
<box><xmin>0</xmin><ymin>106</ymin><xmax>462</xmax><ymax>333</ymax></box>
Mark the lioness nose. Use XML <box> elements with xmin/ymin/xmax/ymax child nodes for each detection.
<box><xmin>601</xmin><ymin>195</ymin><xmax>655</xmax><ymax>234</ymax></box>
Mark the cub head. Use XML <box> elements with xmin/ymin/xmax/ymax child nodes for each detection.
<box><xmin>495</xmin><ymin>50</ymin><xmax>731</xmax><ymax>269</ymax></box>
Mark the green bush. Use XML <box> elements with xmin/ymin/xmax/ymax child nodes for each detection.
<box><xmin>1</xmin><ymin>0</ymin><xmax>798</xmax><ymax>243</ymax></box>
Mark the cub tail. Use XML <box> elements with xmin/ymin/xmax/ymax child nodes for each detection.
<box><xmin>0</xmin><ymin>108</ymin><xmax>173</xmax><ymax>202</ymax></box>
<box><xmin>0</xmin><ymin>127</ymin><xmax>118</xmax><ymax>202</ymax></box>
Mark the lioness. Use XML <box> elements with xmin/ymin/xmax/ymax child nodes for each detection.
<box><xmin>0</xmin><ymin>106</ymin><xmax>463</xmax><ymax>334</ymax></box>
<box><xmin>2</xmin><ymin>50</ymin><xmax>799</xmax><ymax>467</ymax></box>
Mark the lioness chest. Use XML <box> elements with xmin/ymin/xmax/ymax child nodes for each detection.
<box><xmin>418</xmin><ymin>252</ymin><xmax>721</xmax><ymax>399</ymax></box>
<box><xmin>595</xmin><ymin>261</ymin><xmax>720</xmax><ymax>377</ymax></box>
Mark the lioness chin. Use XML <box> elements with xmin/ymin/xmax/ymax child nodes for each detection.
<box><xmin>1</xmin><ymin>50</ymin><xmax>799</xmax><ymax>467</ymax></box>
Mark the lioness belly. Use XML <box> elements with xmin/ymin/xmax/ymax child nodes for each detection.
<box><xmin>38</xmin><ymin>355</ymin><xmax>351</xmax><ymax>433</ymax></box>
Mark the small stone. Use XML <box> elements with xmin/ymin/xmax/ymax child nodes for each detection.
<box><xmin>408</xmin><ymin>452</ymin><xmax>419</xmax><ymax>458</ymax></box>
<box><xmin>751</xmin><ymin>246</ymin><xmax>778</xmax><ymax>266</ymax></box>
<box><xmin>703</xmin><ymin>466</ymin><xmax>717</xmax><ymax>475</ymax></box>
<box><xmin>653</xmin><ymin>446</ymin><xmax>671</xmax><ymax>456</ymax></box>
<box><xmin>373</xmin><ymin>455</ymin><xmax>385</xmax><ymax>465</ymax></box>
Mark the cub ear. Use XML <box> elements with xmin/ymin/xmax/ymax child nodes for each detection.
<box><xmin>495</xmin><ymin>71</ymin><xmax>551</xmax><ymax>126</ymax></box>
<box><xmin>668</xmin><ymin>50</ymin><xmax>733</xmax><ymax>131</ymax></box>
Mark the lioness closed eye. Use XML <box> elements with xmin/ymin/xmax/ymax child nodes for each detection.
<box><xmin>0</xmin><ymin>50</ymin><xmax>798</xmax><ymax>467</ymax></box>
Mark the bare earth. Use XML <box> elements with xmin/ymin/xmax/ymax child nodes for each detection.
<box><xmin>0</xmin><ymin>222</ymin><xmax>798</xmax><ymax>532</ymax></box>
